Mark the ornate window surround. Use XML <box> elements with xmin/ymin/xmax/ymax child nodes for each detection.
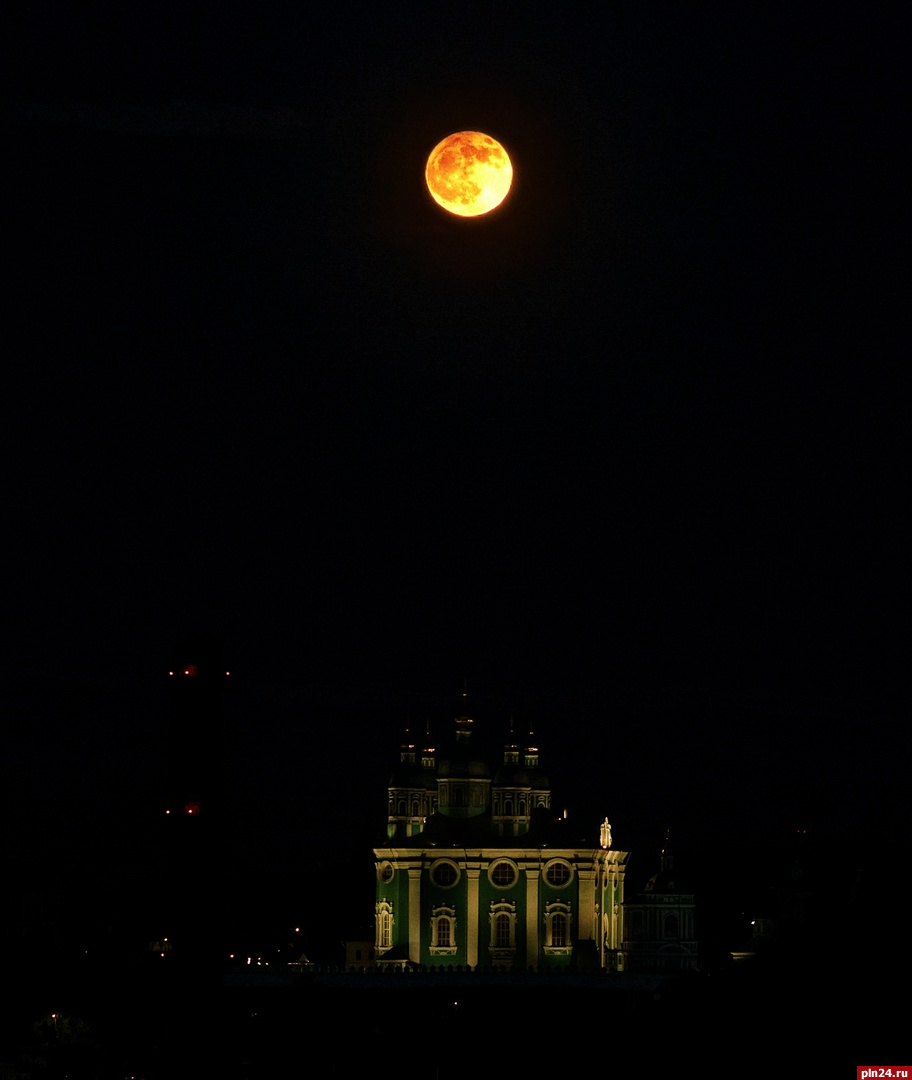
<box><xmin>488</xmin><ymin>900</ymin><xmax>517</xmax><ymax>959</ymax></box>
<box><xmin>375</xmin><ymin>900</ymin><xmax>394</xmax><ymax>951</ymax></box>
<box><xmin>429</xmin><ymin>904</ymin><xmax>457</xmax><ymax>955</ymax></box>
<box><xmin>543</xmin><ymin>900</ymin><xmax>572</xmax><ymax>955</ymax></box>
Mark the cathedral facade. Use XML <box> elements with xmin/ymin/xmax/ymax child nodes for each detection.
<box><xmin>372</xmin><ymin>712</ymin><xmax>628</xmax><ymax>972</ymax></box>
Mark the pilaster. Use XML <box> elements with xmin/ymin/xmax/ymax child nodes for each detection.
<box><xmin>465</xmin><ymin>863</ymin><xmax>481</xmax><ymax>968</ymax></box>
<box><xmin>576</xmin><ymin>865</ymin><xmax>596</xmax><ymax>942</ymax></box>
<box><xmin>525</xmin><ymin>865</ymin><xmax>540</xmax><ymax>969</ymax></box>
<box><xmin>408</xmin><ymin>866</ymin><xmax>422</xmax><ymax>964</ymax></box>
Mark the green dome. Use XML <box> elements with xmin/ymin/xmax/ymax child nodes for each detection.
<box><xmin>388</xmin><ymin>761</ymin><xmax>435</xmax><ymax>789</ymax></box>
<box><xmin>493</xmin><ymin>764</ymin><xmax>532</xmax><ymax>787</ymax></box>
<box><xmin>437</xmin><ymin>750</ymin><xmax>490</xmax><ymax>779</ymax></box>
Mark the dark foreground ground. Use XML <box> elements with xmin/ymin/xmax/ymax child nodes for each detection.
<box><xmin>1</xmin><ymin>945</ymin><xmax>900</xmax><ymax>1079</ymax></box>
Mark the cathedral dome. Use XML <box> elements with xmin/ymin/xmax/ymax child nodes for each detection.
<box><xmin>644</xmin><ymin>853</ymin><xmax>691</xmax><ymax>893</ymax></box>
<box><xmin>437</xmin><ymin>750</ymin><xmax>490</xmax><ymax>780</ymax></box>
<box><xmin>493</xmin><ymin>763</ymin><xmax>532</xmax><ymax>787</ymax></box>
<box><xmin>388</xmin><ymin>760</ymin><xmax>434</xmax><ymax>789</ymax></box>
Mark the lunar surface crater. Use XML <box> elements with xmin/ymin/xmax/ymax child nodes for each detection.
<box><xmin>425</xmin><ymin>131</ymin><xmax>513</xmax><ymax>217</ymax></box>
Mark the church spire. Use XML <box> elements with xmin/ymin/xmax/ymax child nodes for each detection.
<box><xmin>504</xmin><ymin>714</ymin><xmax>520</xmax><ymax>764</ymax></box>
<box><xmin>421</xmin><ymin>720</ymin><xmax>436</xmax><ymax>770</ymax></box>
<box><xmin>661</xmin><ymin>827</ymin><xmax>673</xmax><ymax>871</ymax></box>
<box><xmin>399</xmin><ymin>726</ymin><xmax>416</xmax><ymax>764</ymax></box>
<box><xmin>524</xmin><ymin>727</ymin><xmax>539</xmax><ymax>769</ymax></box>
<box><xmin>454</xmin><ymin>678</ymin><xmax>474</xmax><ymax>742</ymax></box>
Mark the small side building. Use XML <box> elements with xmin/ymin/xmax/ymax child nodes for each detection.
<box><xmin>622</xmin><ymin>844</ymin><xmax>697</xmax><ymax>972</ymax></box>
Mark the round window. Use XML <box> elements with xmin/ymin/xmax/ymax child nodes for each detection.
<box><xmin>430</xmin><ymin>860</ymin><xmax>460</xmax><ymax>888</ymax></box>
<box><xmin>489</xmin><ymin>860</ymin><xmax>518</xmax><ymax>889</ymax></box>
<box><xmin>377</xmin><ymin>861</ymin><xmax>394</xmax><ymax>883</ymax></box>
<box><xmin>544</xmin><ymin>860</ymin><xmax>573</xmax><ymax>888</ymax></box>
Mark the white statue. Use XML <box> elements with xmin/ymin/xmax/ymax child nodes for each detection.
<box><xmin>600</xmin><ymin>817</ymin><xmax>612</xmax><ymax>850</ymax></box>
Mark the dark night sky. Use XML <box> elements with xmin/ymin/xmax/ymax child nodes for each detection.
<box><xmin>3</xmin><ymin>7</ymin><xmax>905</xmax><ymax>902</ymax></box>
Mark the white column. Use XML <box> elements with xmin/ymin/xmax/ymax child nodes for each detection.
<box><xmin>597</xmin><ymin>853</ymin><xmax>606</xmax><ymax>969</ymax></box>
<box><xmin>525</xmin><ymin>866</ymin><xmax>540</xmax><ymax>969</ymax></box>
<box><xmin>577</xmin><ymin>864</ymin><xmax>596</xmax><ymax>943</ymax></box>
<box><xmin>408</xmin><ymin>866</ymin><xmax>422</xmax><ymax>964</ymax></box>
<box><xmin>465</xmin><ymin>863</ymin><xmax>481</xmax><ymax>969</ymax></box>
<box><xmin>607</xmin><ymin>860</ymin><xmax>625</xmax><ymax>952</ymax></box>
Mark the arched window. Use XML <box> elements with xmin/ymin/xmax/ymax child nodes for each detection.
<box><xmin>375</xmin><ymin>901</ymin><xmax>394</xmax><ymax>950</ymax></box>
<box><xmin>663</xmin><ymin>913</ymin><xmax>679</xmax><ymax>939</ymax></box>
<box><xmin>436</xmin><ymin>919</ymin><xmax>453</xmax><ymax>948</ymax></box>
<box><xmin>488</xmin><ymin>901</ymin><xmax>517</xmax><ymax>956</ymax></box>
<box><xmin>494</xmin><ymin>913</ymin><xmax>511</xmax><ymax>947</ymax></box>
<box><xmin>430</xmin><ymin>905</ymin><xmax>457</xmax><ymax>956</ymax></box>
<box><xmin>544</xmin><ymin>901</ymin><xmax>572</xmax><ymax>954</ymax></box>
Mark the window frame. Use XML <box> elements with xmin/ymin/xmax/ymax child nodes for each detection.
<box><xmin>429</xmin><ymin>904</ymin><xmax>457</xmax><ymax>956</ymax></box>
<box><xmin>488</xmin><ymin>901</ymin><xmax>517</xmax><ymax>961</ymax></box>
<box><xmin>429</xmin><ymin>858</ymin><xmax>461</xmax><ymax>889</ymax></box>
<box><xmin>487</xmin><ymin>859</ymin><xmax>519</xmax><ymax>890</ymax></box>
<box><xmin>543</xmin><ymin>900</ymin><xmax>572</xmax><ymax>956</ymax></box>
<box><xmin>375</xmin><ymin>900</ymin><xmax>394</xmax><ymax>951</ymax></box>
<box><xmin>543</xmin><ymin>858</ymin><xmax>574</xmax><ymax>889</ymax></box>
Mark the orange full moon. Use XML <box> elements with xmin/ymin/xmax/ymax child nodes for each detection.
<box><xmin>425</xmin><ymin>131</ymin><xmax>513</xmax><ymax>217</ymax></box>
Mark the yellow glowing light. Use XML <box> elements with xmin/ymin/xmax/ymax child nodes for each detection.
<box><xmin>425</xmin><ymin>131</ymin><xmax>513</xmax><ymax>217</ymax></box>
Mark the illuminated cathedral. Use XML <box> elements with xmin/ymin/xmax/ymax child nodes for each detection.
<box><xmin>371</xmin><ymin>706</ymin><xmax>629</xmax><ymax>972</ymax></box>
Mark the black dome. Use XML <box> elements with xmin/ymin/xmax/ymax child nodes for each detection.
<box><xmin>388</xmin><ymin>761</ymin><xmax>434</xmax><ymax>789</ymax></box>
<box><xmin>437</xmin><ymin>747</ymin><xmax>490</xmax><ymax>779</ymax></box>
<box><xmin>493</xmin><ymin>764</ymin><xmax>532</xmax><ymax>787</ymax></box>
